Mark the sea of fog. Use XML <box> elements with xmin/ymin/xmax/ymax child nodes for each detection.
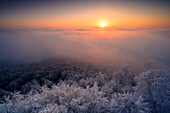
<box><xmin>0</xmin><ymin>28</ymin><xmax>170</xmax><ymax>71</ymax></box>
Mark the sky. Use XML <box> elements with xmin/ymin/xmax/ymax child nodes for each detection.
<box><xmin>0</xmin><ymin>0</ymin><xmax>170</xmax><ymax>71</ymax></box>
<box><xmin>0</xmin><ymin>0</ymin><xmax>170</xmax><ymax>28</ymax></box>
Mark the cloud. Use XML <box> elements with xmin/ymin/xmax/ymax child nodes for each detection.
<box><xmin>0</xmin><ymin>27</ymin><xmax>170</xmax><ymax>71</ymax></box>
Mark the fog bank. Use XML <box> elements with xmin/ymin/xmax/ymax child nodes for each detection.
<box><xmin>0</xmin><ymin>28</ymin><xmax>170</xmax><ymax>70</ymax></box>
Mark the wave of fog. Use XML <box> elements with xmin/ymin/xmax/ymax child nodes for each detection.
<box><xmin>0</xmin><ymin>28</ymin><xmax>170</xmax><ymax>71</ymax></box>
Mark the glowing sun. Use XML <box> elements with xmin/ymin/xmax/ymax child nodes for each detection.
<box><xmin>99</xmin><ymin>22</ymin><xmax>106</xmax><ymax>28</ymax></box>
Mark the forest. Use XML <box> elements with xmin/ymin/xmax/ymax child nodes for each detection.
<box><xmin>0</xmin><ymin>0</ymin><xmax>170</xmax><ymax>113</ymax></box>
<box><xmin>0</xmin><ymin>59</ymin><xmax>169</xmax><ymax>113</ymax></box>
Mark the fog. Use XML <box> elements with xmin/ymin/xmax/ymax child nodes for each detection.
<box><xmin>0</xmin><ymin>28</ymin><xmax>170</xmax><ymax>71</ymax></box>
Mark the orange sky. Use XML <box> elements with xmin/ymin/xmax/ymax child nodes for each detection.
<box><xmin>0</xmin><ymin>1</ymin><xmax>170</xmax><ymax>28</ymax></box>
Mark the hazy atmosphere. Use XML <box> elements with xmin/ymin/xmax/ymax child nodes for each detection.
<box><xmin>0</xmin><ymin>27</ymin><xmax>170</xmax><ymax>71</ymax></box>
<box><xmin>0</xmin><ymin>0</ymin><xmax>170</xmax><ymax>113</ymax></box>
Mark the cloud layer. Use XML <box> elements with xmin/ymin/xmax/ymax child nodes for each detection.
<box><xmin>0</xmin><ymin>28</ymin><xmax>170</xmax><ymax>71</ymax></box>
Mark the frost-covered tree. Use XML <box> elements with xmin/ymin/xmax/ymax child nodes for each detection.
<box><xmin>135</xmin><ymin>69</ymin><xmax>170</xmax><ymax>113</ymax></box>
<box><xmin>0</xmin><ymin>81</ymin><xmax>109</xmax><ymax>113</ymax></box>
<box><xmin>113</xmin><ymin>65</ymin><xmax>134</xmax><ymax>87</ymax></box>
<box><xmin>109</xmin><ymin>93</ymin><xmax>150</xmax><ymax>113</ymax></box>
<box><xmin>0</xmin><ymin>59</ymin><xmax>169</xmax><ymax>113</ymax></box>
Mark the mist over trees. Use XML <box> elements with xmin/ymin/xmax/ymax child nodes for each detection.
<box><xmin>1</xmin><ymin>29</ymin><xmax>170</xmax><ymax>71</ymax></box>
<box><xmin>0</xmin><ymin>59</ymin><xmax>169</xmax><ymax>113</ymax></box>
<box><xmin>0</xmin><ymin>1</ymin><xmax>170</xmax><ymax>112</ymax></box>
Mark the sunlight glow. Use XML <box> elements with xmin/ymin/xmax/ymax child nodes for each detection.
<box><xmin>100</xmin><ymin>22</ymin><xmax>106</xmax><ymax>28</ymax></box>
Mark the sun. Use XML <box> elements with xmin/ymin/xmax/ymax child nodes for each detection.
<box><xmin>99</xmin><ymin>22</ymin><xmax>106</xmax><ymax>28</ymax></box>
